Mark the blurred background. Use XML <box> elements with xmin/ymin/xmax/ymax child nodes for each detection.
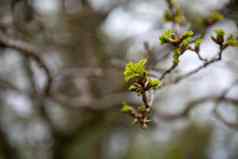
<box><xmin>0</xmin><ymin>0</ymin><xmax>238</xmax><ymax>159</ymax></box>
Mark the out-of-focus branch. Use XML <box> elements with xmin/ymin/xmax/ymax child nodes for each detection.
<box><xmin>157</xmin><ymin>96</ymin><xmax>238</xmax><ymax>120</ymax></box>
<box><xmin>51</xmin><ymin>91</ymin><xmax>136</xmax><ymax>112</ymax></box>
<box><xmin>0</xmin><ymin>77</ymin><xmax>134</xmax><ymax>112</ymax></box>
<box><xmin>0</xmin><ymin>28</ymin><xmax>56</xmax><ymax>158</ymax></box>
<box><xmin>0</xmin><ymin>30</ymin><xmax>52</xmax><ymax>96</ymax></box>
<box><xmin>157</xmin><ymin>80</ymin><xmax>238</xmax><ymax>129</ymax></box>
<box><xmin>212</xmin><ymin>79</ymin><xmax>238</xmax><ymax>129</ymax></box>
<box><xmin>159</xmin><ymin>63</ymin><xmax>178</xmax><ymax>80</ymax></box>
<box><xmin>213</xmin><ymin>107</ymin><xmax>238</xmax><ymax>129</ymax></box>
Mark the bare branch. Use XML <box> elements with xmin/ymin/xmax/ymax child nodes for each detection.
<box><xmin>157</xmin><ymin>96</ymin><xmax>238</xmax><ymax>120</ymax></box>
<box><xmin>188</xmin><ymin>47</ymin><xmax>208</xmax><ymax>62</ymax></box>
<box><xmin>157</xmin><ymin>80</ymin><xmax>238</xmax><ymax>129</ymax></box>
<box><xmin>159</xmin><ymin>63</ymin><xmax>178</xmax><ymax>80</ymax></box>
<box><xmin>213</xmin><ymin>106</ymin><xmax>238</xmax><ymax>130</ymax></box>
<box><xmin>0</xmin><ymin>30</ymin><xmax>52</xmax><ymax>96</ymax></box>
<box><xmin>161</xmin><ymin>45</ymin><xmax>226</xmax><ymax>87</ymax></box>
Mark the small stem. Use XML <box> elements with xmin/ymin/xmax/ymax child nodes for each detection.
<box><xmin>142</xmin><ymin>92</ymin><xmax>150</xmax><ymax>109</ymax></box>
<box><xmin>161</xmin><ymin>44</ymin><xmax>226</xmax><ymax>87</ymax></box>
<box><xmin>159</xmin><ymin>63</ymin><xmax>178</xmax><ymax>80</ymax></box>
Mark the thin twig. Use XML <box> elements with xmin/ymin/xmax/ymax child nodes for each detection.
<box><xmin>159</xmin><ymin>63</ymin><xmax>178</xmax><ymax>80</ymax></box>
<box><xmin>161</xmin><ymin>46</ymin><xmax>226</xmax><ymax>87</ymax></box>
<box><xmin>156</xmin><ymin>80</ymin><xmax>238</xmax><ymax>129</ymax></box>
<box><xmin>157</xmin><ymin>96</ymin><xmax>238</xmax><ymax>121</ymax></box>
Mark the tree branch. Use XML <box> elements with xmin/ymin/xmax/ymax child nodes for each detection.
<box><xmin>157</xmin><ymin>80</ymin><xmax>238</xmax><ymax>129</ymax></box>
<box><xmin>0</xmin><ymin>30</ymin><xmax>52</xmax><ymax>96</ymax></box>
<box><xmin>161</xmin><ymin>45</ymin><xmax>226</xmax><ymax>87</ymax></box>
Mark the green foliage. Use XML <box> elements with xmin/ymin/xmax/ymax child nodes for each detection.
<box><xmin>164</xmin><ymin>10</ymin><xmax>174</xmax><ymax>22</ymax></box>
<box><xmin>212</xmin><ymin>29</ymin><xmax>225</xmax><ymax>45</ymax></box>
<box><xmin>148</xmin><ymin>79</ymin><xmax>161</xmax><ymax>89</ymax></box>
<box><xmin>164</xmin><ymin>0</ymin><xmax>186</xmax><ymax>25</ymax></box>
<box><xmin>180</xmin><ymin>31</ymin><xmax>194</xmax><ymax>49</ymax></box>
<box><xmin>182</xmin><ymin>31</ymin><xmax>194</xmax><ymax>39</ymax></box>
<box><xmin>195</xmin><ymin>38</ymin><xmax>203</xmax><ymax>48</ymax></box>
<box><xmin>194</xmin><ymin>38</ymin><xmax>203</xmax><ymax>52</ymax></box>
<box><xmin>160</xmin><ymin>30</ymin><xmax>194</xmax><ymax>48</ymax></box>
<box><xmin>123</xmin><ymin>58</ymin><xmax>161</xmax><ymax>93</ymax></box>
<box><xmin>212</xmin><ymin>29</ymin><xmax>238</xmax><ymax>47</ymax></box>
<box><xmin>164</xmin><ymin>10</ymin><xmax>185</xmax><ymax>25</ymax></box>
<box><xmin>121</xmin><ymin>8</ymin><xmax>238</xmax><ymax>129</ymax></box>
<box><xmin>123</xmin><ymin>58</ymin><xmax>162</xmax><ymax>95</ymax></box>
<box><xmin>122</xmin><ymin>58</ymin><xmax>161</xmax><ymax>128</ymax></box>
<box><xmin>160</xmin><ymin>30</ymin><xmax>176</xmax><ymax>44</ymax></box>
<box><xmin>180</xmin><ymin>37</ymin><xmax>192</xmax><ymax>49</ymax></box>
<box><xmin>206</xmin><ymin>11</ymin><xmax>224</xmax><ymax>24</ymax></box>
<box><xmin>214</xmin><ymin>29</ymin><xmax>225</xmax><ymax>38</ymax></box>
<box><xmin>128</xmin><ymin>84</ymin><xmax>144</xmax><ymax>95</ymax></box>
<box><xmin>121</xmin><ymin>102</ymin><xmax>133</xmax><ymax>113</ymax></box>
<box><xmin>173</xmin><ymin>48</ymin><xmax>181</xmax><ymax>65</ymax></box>
<box><xmin>174</xmin><ymin>12</ymin><xmax>186</xmax><ymax>24</ymax></box>
<box><xmin>128</xmin><ymin>84</ymin><xmax>137</xmax><ymax>92</ymax></box>
<box><xmin>124</xmin><ymin>59</ymin><xmax>147</xmax><ymax>82</ymax></box>
<box><xmin>160</xmin><ymin>30</ymin><xmax>196</xmax><ymax>65</ymax></box>
<box><xmin>226</xmin><ymin>35</ymin><xmax>238</xmax><ymax>47</ymax></box>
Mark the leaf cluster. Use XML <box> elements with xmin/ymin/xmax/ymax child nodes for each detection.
<box><xmin>121</xmin><ymin>4</ymin><xmax>238</xmax><ymax>129</ymax></box>
<box><xmin>122</xmin><ymin>59</ymin><xmax>161</xmax><ymax>128</ymax></box>
<box><xmin>160</xmin><ymin>30</ymin><xmax>196</xmax><ymax>64</ymax></box>
<box><xmin>205</xmin><ymin>11</ymin><xmax>224</xmax><ymax>26</ymax></box>
<box><xmin>211</xmin><ymin>29</ymin><xmax>238</xmax><ymax>48</ymax></box>
<box><xmin>164</xmin><ymin>0</ymin><xmax>186</xmax><ymax>25</ymax></box>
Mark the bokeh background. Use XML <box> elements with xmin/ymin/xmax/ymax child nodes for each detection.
<box><xmin>0</xmin><ymin>0</ymin><xmax>238</xmax><ymax>159</ymax></box>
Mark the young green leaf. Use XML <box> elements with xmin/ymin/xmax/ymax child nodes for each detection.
<box><xmin>207</xmin><ymin>11</ymin><xmax>224</xmax><ymax>24</ymax></box>
<box><xmin>164</xmin><ymin>10</ymin><xmax>173</xmax><ymax>22</ymax></box>
<box><xmin>173</xmin><ymin>48</ymin><xmax>181</xmax><ymax>65</ymax></box>
<box><xmin>182</xmin><ymin>31</ymin><xmax>194</xmax><ymax>39</ymax></box>
<box><xmin>128</xmin><ymin>85</ymin><xmax>137</xmax><ymax>92</ymax></box>
<box><xmin>160</xmin><ymin>30</ymin><xmax>176</xmax><ymax>44</ymax></box>
<box><xmin>148</xmin><ymin>79</ymin><xmax>161</xmax><ymax>89</ymax></box>
<box><xmin>128</xmin><ymin>84</ymin><xmax>144</xmax><ymax>95</ymax></box>
<box><xmin>121</xmin><ymin>103</ymin><xmax>133</xmax><ymax>113</ymax></box>
<box><xmin>181</xmin><ymin>37</ymin><xmax>192</xmax><ymax>49</ymax></box>
<box><xmin>212</xmin><ymin>29</ymin><xmax>225</xmax><ymax>44</ymax></box>
<box><xmin>195</xmin><ymin>38</ymin><xmax>203</xmax><ymax>48</ymax></box>
<box><xmin>214</xmin><ymin>29</ymin><xmax>225</xmax><ymax>38</ymax></box>
<box><xmin>124</xmin><ymin>59</ymin><xmax>147</xmax><ymax>82</ymax></box>
<box><xmin>226</xmin><ymin>35</ymin><xmax>238</xmax><ymax>47</ymax></box>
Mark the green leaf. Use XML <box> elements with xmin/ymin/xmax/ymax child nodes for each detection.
<box><xmin>181</xmin><ymin>37</ymin><xmax>192</xmax><ymax>49</ymax></box>
<box><xmin>160</xmin><ymin>30</ymin><xmax>176</xmax><ymax>44</ymax></box>
<box><xmin>195</xmin><ymin>38</ymin><xmax>203</xmax><ymax>48</ymax></box>
<box><xmin>121</xmin><ymin>103</ymin><xmax>133</xmax><ymax>113</ymax></box>
<box><xmin>226</xmin><ymin>35</ymin><xmax>238</xmax><ymax>47</ymax></box>
<box><xmin>174</xmin><ymin>14</ymin><xmax>186</xmax><ymax>24</ymax></box>
<box><xmin>208</xmin><ymin>11</ymin><xmax>224</xmax><ymax>23</ymax></box>
<box><xmin>164</xmin><ymin>10</ymin><xmax>173</xmax><ymax>22</ymax></box>
<box><xmin>124</xmin><ymin>59</ymin><xmax>147</xmax><ymax>82</ymax></box>
<box><xmin>128</xmin><ymin>85</ymin><xmax>137</xmax><ymax>91</ymax></box>
<box><xmin>212</xmin><ymin>29</ymin><xmax>225</xmax><ymax>45</ymax></box>
<box><xmin>173</xmin><ymin>48</ymin><xmax>181</xmax><ymax>65</ymax></box>
<box><xmin>149</xmin><ymin>79</ymin><xmax>161</xmax><ymax>89</ymax></box>
<box><xmin>182</xmin><ymin>31</ymin><xmax>194</xmax><ymax>39</ymax></box>
<box><xmin>214</xmin><ymin>29</ymin><xmax>225</xmax><ymax>38</ymax></box>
